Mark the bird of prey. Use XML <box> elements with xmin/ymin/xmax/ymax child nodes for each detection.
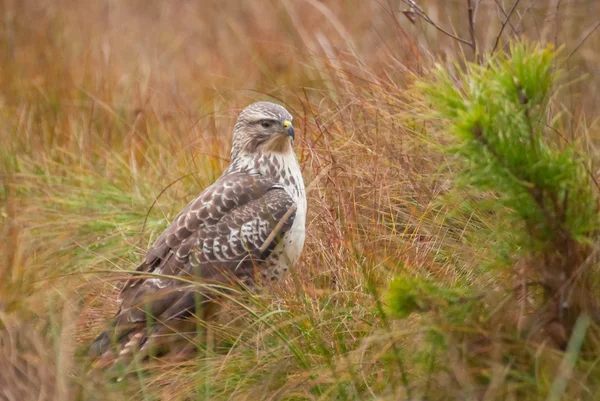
<box><xmin>90</xmin><ymin>101</ymin><xmax>306</xmax><ymax>362</ymax></box>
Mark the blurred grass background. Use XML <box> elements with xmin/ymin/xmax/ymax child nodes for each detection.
<box><xmin>1</xmin><ymin>0</ymin><xmax>600</xmax><ymax>400</ymax></box>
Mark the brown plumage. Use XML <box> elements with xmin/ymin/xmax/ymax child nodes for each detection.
<box><xmin>90</xmin><ymin>102</ymin><xmax>306</xmax><ymax>365</ymax></box>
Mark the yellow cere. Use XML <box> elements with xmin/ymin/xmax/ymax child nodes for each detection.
<box><xmin>283</xmin><ymin>120</ymin><xmax>291</xmax><ymax>128</ymax></box>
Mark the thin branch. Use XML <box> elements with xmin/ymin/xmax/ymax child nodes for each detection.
<box><xmin>553</xmin><ymin>0</ymin><xmax>562</xmax><ymax>50</ymax></box>
<box><xmin>466</xmin><ymin>0</ymin><xmax>479</xmax><ymax>63</ymax></box>
<box><xmin>567</xmin><ymin>21</ymin><xmax>600</xmax><ymax>59</ymax></box>
<box><xmin>473</xmin><ymin>0</ymin><xmax>483</xmax><ymax>23</ymax></box>
<box><xmin>493</xmin><ymin>0</ymin><xmax>518</xmax><ymax>35</ymax></box>
<box><xmin>514</xmin><ymin>0</ymin><xmax>540</xmax><ymax>35</ymax></box>
<box><xmin>491</xmin><ymin>0</ymin><xmax>522</xmax><ymax>53</ymax></box>
<box><xmin>259</xmin><ymin>205</ymin><xmax>297</xmax><ymax>253</ymax></box>
<box><xmin>401</xmin><ymin>0</ymin><xmax>473</xmax><ymax>47</ymax></box>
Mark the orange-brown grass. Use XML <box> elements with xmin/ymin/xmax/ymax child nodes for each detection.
<box><xmin>1</xmin><ymin>1</ymin><xmax>600</xmax><ymax>400</ymax></box>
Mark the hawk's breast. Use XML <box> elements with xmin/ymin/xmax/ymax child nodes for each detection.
<box><xmin>261</xmin><ymin>151</ymin><xmax>306</xmax><ymax>283</ymax></box>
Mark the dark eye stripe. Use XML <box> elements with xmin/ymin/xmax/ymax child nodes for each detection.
<box><xmin>255</xmin><ymin>119</ymin><xmax>278</xmax><ymax>125</ymax></box>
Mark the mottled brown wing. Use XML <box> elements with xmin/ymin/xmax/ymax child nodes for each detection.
<box><xmin>113</xmin><ymin>172</ymin><xmax>296</xmax><ymax>326</ymax></box>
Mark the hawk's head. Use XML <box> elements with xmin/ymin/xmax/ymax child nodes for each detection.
<box><xmin>231</xmin><ymin>102</ymin><xmax>295</xmax><ymax>159</ymax></box>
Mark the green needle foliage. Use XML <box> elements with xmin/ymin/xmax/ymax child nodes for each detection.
<box><xmin>407</xmin><ymin>41</ymin><xmax>600</xmax><ymax>346</ymax></box>
<box><xmin>386</xmin><ymin>273</ymin><xmax>469</xmax><ymax>320</ymax></box>
<box><xmin>382</xmin><ymin>40</ymin><xmax>600</xmax><ymax>400</ymax></box>
<box><xmin>418</xmin><ymin>42</ymin><xmax>598</xmax><ymax>248</ymax></box>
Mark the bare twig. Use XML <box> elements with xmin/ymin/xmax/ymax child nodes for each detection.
<box><xmin>401</xmin><ymin>0</ymin><xmax>473</xmax><ymax>47</ymax></box>
<box><xmin>567</xmin><ymin>22</ymin><xmax>600</xmax><ymax>59</ymax></box>
<box><xmin>493</xmin><ymin>0</ymin><xmax>518</xmax><ymax>35</ymax></box>
<box><xmin>491</xmin><ymin>0</ymin><xmax>522</xmax><ymax>53</ymax></box>
<box><xmin>514</xmin><ymin>0</ymin><xmax>540</xmax><ymax>35</ymax></box>
<box><xmin>473</xmin><ymin>0</ymin><xmax>483</xmax><ymax>23</ymax></box>
<box><xmin>553</xmin><ymin>0</ymin><xmax>562</xmax><ymax>49</ymax></box>
<box><xmin>466</xmin><ymin>0</ymin><xmax>479</xmax><ymax>62</ymax></box>
<box><xmin>259</xmin><ymin>205</ymin><xmax>297</xmax><ymax>253</ymax></box>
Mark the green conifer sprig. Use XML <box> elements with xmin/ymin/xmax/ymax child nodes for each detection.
<box><xmin>416</xmin><ymin>42</ymin><xmax>598</xmax><ymax>248</ymax></box>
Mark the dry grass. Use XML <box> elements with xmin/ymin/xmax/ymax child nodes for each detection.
<box><xmin>1</xmin><ymin>0</ymin><xmax>600</xmax><ymax>400</ymax></box>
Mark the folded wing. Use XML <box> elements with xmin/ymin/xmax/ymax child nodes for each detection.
<box><xmin>113</xmin><ymin>171</ymin><xmax>296</xmax><ymax>328</ymax></box>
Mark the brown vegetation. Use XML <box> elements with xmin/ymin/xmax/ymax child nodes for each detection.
<box><xmin>1</xmin><ymin>0</ymin><xmax>600</xmax><ymax>400</ymax></box>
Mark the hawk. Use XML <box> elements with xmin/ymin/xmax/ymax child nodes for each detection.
<box><xmin>90</xmin><ymin>102</ymin><xmax>306</xmax><ymax>361</ymax></box>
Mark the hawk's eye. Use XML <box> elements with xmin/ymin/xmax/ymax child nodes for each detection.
<box><xmin>260</xmin><ymin>120</ymin><xmax>274</xmax><ymax>129</ymax></box>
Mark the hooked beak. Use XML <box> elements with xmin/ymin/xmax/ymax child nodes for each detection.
<box><xmin>283</xmin><ymin>120</ymin><xmax>295</xmax><ymax>141</ymax></box>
